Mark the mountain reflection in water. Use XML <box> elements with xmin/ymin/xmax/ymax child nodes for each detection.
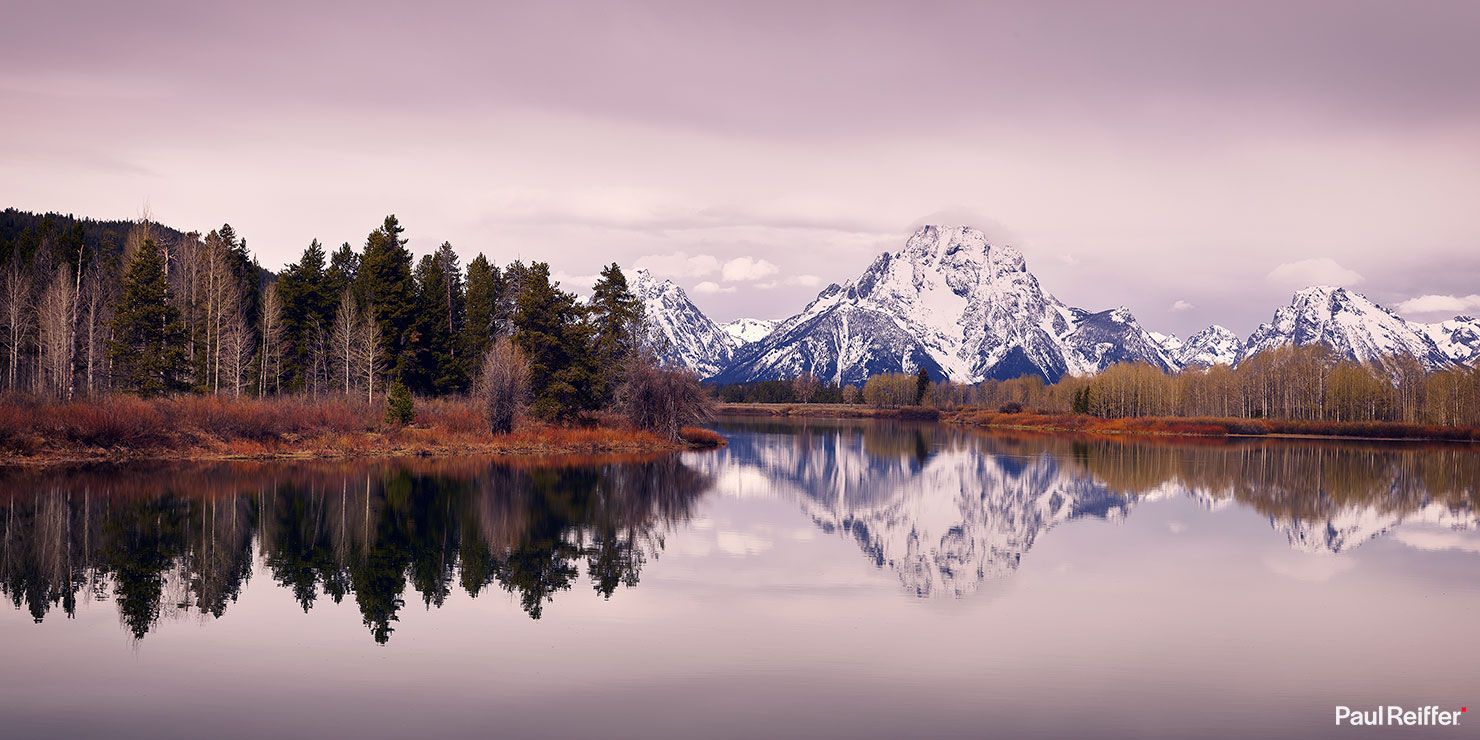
<box><xmin>2</xmin><ymin>419</ymin><xmax>1477</xmax><ymax>642</ymax></box>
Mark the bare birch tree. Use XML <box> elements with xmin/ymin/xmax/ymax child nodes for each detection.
<box><xmin>1</xmin><ymin>263</ymin><xmax>33</xmax><ymax>392</ymax></box>
<box><xmin>222</xmin><ymin>309</ymin><xmax>254</xmax><ymax>397</ymax></box>
<box><xmin>257</xmin><ymin>283</ymin><xmax>284</xmax><ymax>396</ymax></box>
<box><xmin>330</xmin><ymin>290</ymin><xmax>360</xmax><ymax>396</ymax></box>
<box><xmin>356</xmin><ymin>306</ymin><xmax>385</xmax><ymax>404</ymax></box>
<box><xmin>37</xmin><ymin>265</ymin><xmax>77</xmax><ymax>398</ymax></box>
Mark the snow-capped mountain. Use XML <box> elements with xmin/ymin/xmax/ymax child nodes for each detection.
<box><xmin>1240</xmin><ymin>286</ymin><xmax>1453</xmax><ymax>372</ymax></box>
<box><xmin>721</xmin><ymin>318</ymin><xmax>778</xmax><ymax>345</ymax></box>
<box><xmin>1175</xmin><ymin>325</ymin><xmax>1242</xmax><ymax>367</ymax></box>
<box><xmin>1060</xmin><ymin>306</ymin><xmax>1180</xmax><ymax>373</ymax></box>
<box><xmin>1149</xmin><ymin>331</ymin><xmax>1183</xmax><ymax>357</ymax></box>
<box><xmin>628</xmin><ymin>268</ymin><xmax>738</xmax><ymax>376</ymax></box>
<box><xmin>1422</xmin><ymin>315</ymin><xmax>1480</xmax><ymax>365</ymax></box>
<box><xmin>711</xmin><ymin>225</ymin><xmax>1173</xmax><ymax>385</ymax></box>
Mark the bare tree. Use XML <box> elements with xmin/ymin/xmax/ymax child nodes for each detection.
<box><xmin>79</xmin><ymin>264</ymin><xmax>111</xmax><ymax>395</ymax></box>
<box><xmin>1</xmin><ymin>263</ymin><xmax>34</xmax><ymax>392</ymax></box>
<box><xmin>791</xmin><ymin>372</ymin><xmax>820</xmax><ymax>403</ymax></box>
<box><xmin>257</xmin><ymin>283</ymin><xmax>284</xmax><ymax>396</ymax></box>
<box><xmin>222</xmin><ymin>309</ymin><xmax>255</xmax><ymax>397</ymax></box>
<box><xmin>37</xmin><ymin>265</ymin><xmax>77</xmax><ymax>398</ymax></box>
<box><xmin>356</xmin><ymin>307</ymin><xmax>385</xmax><ymax>404</ymax></box>
<box><xmin>306</xmin><ymin>317</ymin><xmax>329</xmax><ymax>400</ymax></box>
<box><xmin>477</xmin><ymin>336</ymin><xmax>529</xmax><ymax>434</ymax></box>
<box><xmin>616</xmin><ymin>347</ymin><xmax>715</xmax><ymax>442</ymax></box>
<box><xmin>330</xmin><ymin>290</ymin><xmax>359</xmax><ymax>395</ymax></box>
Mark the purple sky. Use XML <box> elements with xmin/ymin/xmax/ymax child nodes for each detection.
<box><xmin>3</xmin><ymin>1</ymin><xmax>1478</xmax><ymax>337</ymax></box>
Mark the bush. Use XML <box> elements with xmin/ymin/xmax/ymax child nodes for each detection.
<box><xmin>618</xmin><ymin>350</ymin><xmax>715</xmax><ymax>441</ymax></box>
<box><xmin>384</xmin><ymin>381</ymin><xmax>414</xmax><ymax>425</ymax></box>
<box><xmin>477</xmin><ymin>337</ymin><xmax>530</xmax><ymax>435</ymax></box>
<box><xmin>998</xmin><ymin>401</ymin><xmax>1023</xmax><ymax>414</ymax></box>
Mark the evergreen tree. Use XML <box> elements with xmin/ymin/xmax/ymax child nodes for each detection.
<box><xmin>109</xmin><ymin>238</ymin><xmax>187</xmax><ymax>395</ymax></box>
<box><xmin>916</xmin><ymin>366</ymin><xmax>931</xmax><ymax>405</ymax></box>
<box><xmin>353</xmin><ymin>216</ymin><xmax>417</xmax><ymax>385</ymax></box>
<box><xmin>514</xmin><ymin>262</ymin><xmax>598</xmax><ymax>421</ymax></box>
<box><xmin>327</xmin><ymin>241</ymin><xmax>360</xmax><ymax>299</ymax></box>
<box><xmin>277</xmin><ymin>239</ymin><xmax>332</xmax><ymax>390</ymax></box>
<box><xmin>587</xmin><ymin>263</ymin><xmax>645</xmax><ymax>403</ymax></box>
<box><xmin>460</xmin><ymin>254</ymin><xmax>498</xmax><ymax>377</ymax></box>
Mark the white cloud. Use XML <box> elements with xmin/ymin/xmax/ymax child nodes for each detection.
<box><xmin>721</xmin><ymin>256</ymin><xmax>780</xmax><ymax>282</ymax></box>
<box><xmin>1171</xmin><ymin>300</ymin><xmax>1193</xmax><ymax>311</ymax></box>
<box><xmin>716</xmin><ymin>531</ymin><xmax>773</xmax><ymax>556</ymax></box>
<box><xmin>1266</xmin><ymin>257</ymin><xmax>1364</xmax><ymax>287</ymax></box>
<box><xmin>1391</xmin><ymin>524</ymin><xmax>1480</xmax><ymax>554</ymax></box>
<box><xmin>1058</xmin><ymin>253</ymin><xmax>1080</xmax><ymax>266</ymax></box>
<box><xmin>1263</xmin><ymin>552</ymin><xmax>1357</xmax><ymax>582</ymax></box>
<box><xmin>633</xmin><ymin>251</ymin><xmax>720</xmax><ymax>278</ymax></box>
<box><xmin>1167</xmin><ymin>521</ymin><xmax>1187</xmax><ymax>534</ymax></box>
<box><xmin>757</xmin><ymin>274</ymin><xmax>823</xmax><ymax>290</ymax></box>
<box><xmin>691</xmin><ymin>281</ymin><xmax>735</xmax><ymax>294</ymax></box>
<box><xmin>1396</xmin><ymin>293</ymin><xmax>1480</xmax><ymax>316</ymax></box>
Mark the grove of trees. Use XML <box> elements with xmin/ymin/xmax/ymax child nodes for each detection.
<box><xmin>0</xmin><ymin>209</ymin><xmax>705</xmax><ymax>433</ymax></box>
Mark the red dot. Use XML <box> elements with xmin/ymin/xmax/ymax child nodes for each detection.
<box><xmin>1462</xmin><ymin>708</ymin><xmax>1468</xmax><ymax>713</ymax></box>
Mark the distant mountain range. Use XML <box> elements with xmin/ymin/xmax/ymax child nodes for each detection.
<box><xmin>632</xmin><ymin>224</ymin><xmax>1479</xmax><ymax>382</ymax></box>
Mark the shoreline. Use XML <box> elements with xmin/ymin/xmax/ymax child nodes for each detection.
<box><xmin>715</xmin><ymin>402</ymin><xmax>1480</xmax><ymax>443</ymax></box>
<box><xmin>3</xmin><ymin>424</ymin><xmax>725</xmax><ymax>469</ymax></box>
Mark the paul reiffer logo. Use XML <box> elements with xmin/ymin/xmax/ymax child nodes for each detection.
<box><xmin>1335</xmin><ymin>706</ymin><xmax>1466</xmax><ymax>727</ymax></box>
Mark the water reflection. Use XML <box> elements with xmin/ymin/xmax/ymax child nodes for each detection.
<box><xmin>0</xmin><ymin>456</ymin><xmax>708</xmax><ymax>642</ymax></box>
<box><xmin>702</xmin><ymin>419</ymin><xmax>1480</xmax><ymax>596</ymax></box>
<box><xmin>3</xmin><ymin>422</ymin><xmax>1478</xmax><ymax>642</ymax></box>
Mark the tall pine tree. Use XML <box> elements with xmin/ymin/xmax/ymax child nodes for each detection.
<box><xmin>587</xmin><ymin>263</ymin><xmax>645</xmax><ymax>403</ymax></box>
<box><xmin>514</xmin><ymin>262</ymin><xmax>598</xmax><ymax>421</ymax></box>
<box><xmin>353</xmin><ymin>216</ymin><xmax>416</xmax><ymax>386</ymax></box>
<box><xmin>109</xmin><ymin>238</ymin><xmax>187</xmax><ymax>396</ymax></box>
<box><xmin>277</xmin><ymin>239</ymin><xmax>332</xmax><ymax>390</ymax></box>
<box><xmin>461</xmin><ymin>254</ymin><xmax>498</xmax><ymax>376</ymax></box>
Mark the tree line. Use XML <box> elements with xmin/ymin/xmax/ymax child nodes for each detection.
<box><xmin>921</xmin><ymin>345</ymin><xmax>1480</xmax><ymax>427</ymax></box>
<box><xmin>0</xmin><ymin>210</ymin><xmax>706</xmax><ymax>434</ymax></box>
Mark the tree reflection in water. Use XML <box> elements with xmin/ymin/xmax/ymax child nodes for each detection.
<box><xmin>0</xmin><ymin>455</ymin><xmax>710</xmax><ymax>643</ymax></box>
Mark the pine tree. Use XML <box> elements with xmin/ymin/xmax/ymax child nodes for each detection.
<box><xmin>916</xmin><ymin>366</ymin><xmax>930</xmax><ymax>405</ymax></box>
<box><xmin>587</xmin><ymin>263</ymin><xmax>645</xmax><ymax>404</ymax></box>
<box><xmin>514</xmin><ymin>262</ymin><xmax>598</xmax><ymax>421</ymax></box>
<box><xmin>461</xmin><ymin>254</ymin><xmax>498</xmax><ymax>378</ymax></box>
<box><xmin>109</xmin><ymin>238</ymin><xmax>187</xmax><ymax>396</ymax></box>
<box><xmin>353</xmin><ymin>216</ymin><xmax>416</xmax><ymax>385</ymax></box>
<box><xmin>277</xmin><ymin>239</ymin><xmax>332</xmax><ymax>390</ymax></box>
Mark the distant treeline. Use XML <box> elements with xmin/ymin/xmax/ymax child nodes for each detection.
<box><xmin>0</xmin><ymin>209</ymin><xmax>696</xmax><ymax>428</ymax></box>
<box><xmin>720</xmin><ymin>346</ymin><xmax>1480</xmax><ymax>428</ymax></box>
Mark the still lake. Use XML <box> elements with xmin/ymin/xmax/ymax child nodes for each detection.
<box><xmin>2</xmin><ymin>417</ymin><xmax>1478</xmax><ymax>739</ymax></box>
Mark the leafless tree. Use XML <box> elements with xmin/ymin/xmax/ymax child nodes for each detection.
<box><xmin>37</xmin><ymin>265</ymin><xmax>77</xmax><ymax>398</ymax></box>
<box><xmin>791</xmin><ymin>372</ymin><xmax>820</xmax><ymax>403</ymax></box>
<box><xmin>330</xmin><ymin>290</ymin><xmax>360</xmax><ymax>395</ymax></box>
<box><xmin>257</xmin><ymin>283</ymin><xmax>284</xmax><ymax>396</ymax></box>
<box><xmin>616</xmin><ymin>347</ymin><xmax>715</xmax><ymax>442</ymax></box>
<box><xmin>306</xmin><ymin>317</ymin><xmax>329</xmax><ymax>400</ymax></box>
<box><xmin>477</xmin><ymin>336</ymin><xmax>529</xmax><ymax>434</ymax></box>
<box><xmin>356</xmin><ymin>307</ymin><xmax>385</xmax><ymax>404</ymax></box>
<box><xmin>222</xmin><ymin>308</ymin><xmax>254</xmax><ymax>397</ymax></box>
<box><xmin>1</xmin><ymin>262</ymin><xmax>33</xmax><ymax>392</ymax></box>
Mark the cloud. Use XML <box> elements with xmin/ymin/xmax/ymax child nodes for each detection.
<box><xmin>1391</xmin><ymin>524</ymin><xmax>1480</xmax><ymax>554</ymax></box>
<box><xmin>756</xmin><ymin>274</ymin><xmax>823</xmax><ymax>290</ymax></box>
<box><xmin>1266</xmin><ymin>257</ymin><xmax>1364</xmax><ymax>287</ymax></box>
<box><xmin>633</xmin><ymin>251</ymin><xmax>720</xmax><ymax>278</ymax></box>
<box><xmin>721</xmin><ymin>256</ymin><xmax>780</xmax><ymax>282</ymax></box>
<box><xmin>691</xmin><ymin>281</ymin><xmax>735</xmax><ymax>294</ymax></box>
<box><xmin>716</xmin><ymin>531</ymin><xmax>773</xmax><ymax>556</ymax></box>
<box><xmin>1058</xmin><ymin>253</ymin><xmax>1080</xmax><ymax>266</ymax></box>
<box><xmin>1396</xmin><ymin>293</ymin><xmax>1480</xmax><ymax>316</ymax></box>
<box><xmin>1171</xmin><ymin>300</ymin><xmax>1193</xmax><ymax>311</ymax></box>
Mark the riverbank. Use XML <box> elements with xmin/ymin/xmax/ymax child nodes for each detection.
<box><xmin>0</xmin><ymin>395</ymin><xmax>724</xmax><ymax>467</ymax></box>
<box><xmin>714</xmin><ymin>402</ymin><xmax>1480</xmax><ymax>442</ymax></box>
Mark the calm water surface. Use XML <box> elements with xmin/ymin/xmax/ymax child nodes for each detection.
<box><xmin>2</xmin><ymin>418</ymin><xmax>1478</xmax><ymax>739</ymax></box>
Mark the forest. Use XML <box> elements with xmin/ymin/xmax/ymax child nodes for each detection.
<box><xmin>0</xmin><ymin>209</ymin><xmax>711</xmax><ymax>454</ymax></box>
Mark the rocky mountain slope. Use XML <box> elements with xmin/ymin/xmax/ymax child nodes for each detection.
<box><xmin>711</xmin><ymin>225</ymin><xmax>1173</xmax><ymax>384</ymax></box>
<box><xmin>1240</xmin><ymin>286</ymin><xmax>1453</xmax><ymax>372</ymax></box>
<box><xmin>628</xmin><ymin>268</ymin><xmax>738</xmax><ymax>377</ymax></box>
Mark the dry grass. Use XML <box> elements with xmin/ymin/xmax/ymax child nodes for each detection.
<box><xmin>680</xmin><ymin>426</ymin><xmax>727</xmax><ymax>447</ymax></box>
<box><xmin>0</xmin><ymin>393</ymin><xmax>725</xmax><ymax>466</ymax></box>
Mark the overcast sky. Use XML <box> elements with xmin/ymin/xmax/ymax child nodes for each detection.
<box><xmin>3</xmin><ymin>1</ymin><xmax>1478</xmax><ymax>338</ymax></box>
